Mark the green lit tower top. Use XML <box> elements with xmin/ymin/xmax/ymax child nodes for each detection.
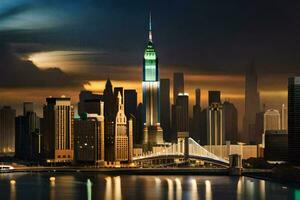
<box><xmin>143</xmin><ymin>13</ymin><xmax>158</xmax><ymax>82</ymax></box>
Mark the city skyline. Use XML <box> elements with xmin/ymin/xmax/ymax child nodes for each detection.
<box><xmin>1</xmin><ymin>2</ymin><xmax>299</xmax><ymax>132</ymax></box>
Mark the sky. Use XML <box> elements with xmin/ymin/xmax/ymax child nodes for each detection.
<box><xmin>1</xmin><ymin>0</ymin><xmax>300</xmax><ymax>130</ymax></box>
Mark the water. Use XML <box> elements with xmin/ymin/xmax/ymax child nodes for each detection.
<box><xmin>0</xmin><ymin>173</ymin><xmax>298</xmax><ymax>200</ymax></box>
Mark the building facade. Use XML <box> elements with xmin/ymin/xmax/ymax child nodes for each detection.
<box><xmin>42</xmin><ymin>97</ymin><xmax>74</xmax><ymax>163</ymax></box>
<box><xmin>173</xmin><ymin>72</ymin><xmax>184</xmax><ymax>104</ymax></box>
<box><xmin>74</xmin><ymin>103</ymin><xmax>104</xmax><ymax>163</ymax></box>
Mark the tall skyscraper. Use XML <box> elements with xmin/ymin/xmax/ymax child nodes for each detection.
<box><xmin>42</xmin><ymin>97</ymin><xmax>74</xmax><ymax>162</ymax></box>
<box><xmin>281</xmin><ymin>104</ymin><xmax>288</xmax><ymax>131</ymax></box>
<box><xmin>142</xmin><ymin>14</ymin><xmax>163</xmax><ymax>148</ymax></box>
<box><xmin>173</xmin><ymin>72</ymin><xmax>184</xmax><ymax>104</ymax></box>
<box><xmin>103</xmin><ymin>79</ymin><xmax>116</xmax><ymax>162</ymax></box>
<box><xmin>191</xmin><ymin>88</ymin><xmax>201</xmax><ymax>142</ymax></box>
<box><xmin>74</xmin><ymin>106</ymin><xmax>104</xmax><ymax>163</ymax></box>
<box><xmin>288</xmin><ymin>77</ymin><xmax>300</xmax><ymax>164</ymax></box>
<box><xmin>244</xmin><ymin>60</ymin><xmax>260</xmax><ymax>143</ymax></box>
<box><xmin>0</xmin><ymin>106</ymin><xmax>16</xmax><ymax>155</ymax></box>
<box><xmin>160</xmin><ymin>79</ymin><xmax>171</xmax><ymax>141</ymax></box>
<box><xmin>223</xmin><ymin>101</ymin><xmax>238</xmax><ymax>144</ymax></box>
<box><xmin>15</xmin><ymin>102</ymin><xmax>40</xmax><ymax>161</ymax></box>
<box><xmin>172</xmin><ymin>93</ymin><xmax>189</xmax><ymax>141</ymax></box>
<box><xmin>78</xmin><ymin>91</ymin><xmax>103</xmax><ymax>115</ymax></box>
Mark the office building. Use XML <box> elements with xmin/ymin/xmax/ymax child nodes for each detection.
<box><xmin>0</xmin><ymin>106</ymin><xmax>16</xmax><ymax>155</ymax></box>
<box><xmin>243</xmin><ymin>60</ymin><xmax>260</xmax><ymax>143</ymax></box>
<box><xmin>160</xmin><ymin>79</ymin><xmax>171</xmax><ymax>141</ymax></box>
<box><xmin>142</xmin><ymin>14</ymin><xmax>163</xmax><ymax>148</ymax></box>
<box><xmin>223</xmin><ymin>101</ymin><xmax>238</xmax><ymax>144</ymax></box>
<box><xmin>173</xmin><ymin>72</ymin><xmax>184</xmax><ymax>104</ymax></box>
<box><xmin>264</xmin><ymin>109</ymin><xmax>281</xmax><ymax>132</ymax></box>
<box><xmin>74</xmin><ymin>104</ymin><xmax>104</xmax><ymax>163</ymax></box>
<box><xmin>288</xmin><ymin>77</ymin><xmax>300</xmax><ymax>164</ymax></box>
<box><xmin>42</xmin><ymin>97</ymin><xmax>74</xmax><ymax>162</ymax></box>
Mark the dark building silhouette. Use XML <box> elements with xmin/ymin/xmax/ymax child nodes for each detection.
<box><xmin>124</xmin><ymin>89</ymin><xmax>138</xmax><ymax>146</ymax></box>
<box><xmin>223</xmin><ymin>101</ymin><xmax>238</xmax><ymax>144</ymax></box>
<box><xmin>264</xmin><ymin>130</ymin><xmax>288</xmax><ymax>162</ymax></box>
<box><xmin>15</xmin><ymin>102</ymin><xmax>40</xmax><ymax>161</ymax></box>
<box><xmin>254</xmin><ymin>111</ymin><xmax>264</xmax><ymax>144</ymax></box>
<box><xmin>172</xmin><ymin>94</ymin><xmax>189</xmax><ymax>141</ymax></box>
<box><xmin>103</xmin><ymin>79</ymin><xmax>116</xmax><ymax>162</ymax></box>
<box><xmin>0</xmin><ymin>106</ymin><xmax>16</xmax><ymax>156</ymax></box>
<box><xmin>288</xmin><ymin>77</ymin><xmax>300</xmax><ymax>165</ymax></box>
<box><xmin>135</xmin><ymin>103</ymin><xmax>144</xmax><ymax>145</ymax></box>
<box><xmin>173</xmin><ymin>72</ymin><xmax>184</xmax><ymax>104</ymax></box>
<box><xmin>78</xmin><ymin>91</ymin><xmax>103</xmax><ymax>115</ymax></box>
<box><xmin>208</xmin><ymin>91</ymin><xmax>221</xmax><ymax>106</ymax></box>
<box><xmin>200</xmin><ymin>108</ymin><xmax>208</xmax><ymax>145</ymax></box>
<box><xmin>103</xmin><ymin>79</ymin><xmax>116</xmax><ymax>122</ymax></box>
<box><xmin>244</xmin><ymin>60</ymin><xmax>260</xmax><ymax>143</ymax></box>
<box><xmin>191</xmin><ymin>88</ymin><xmax>201</xmax><ymax>142</ymax></box>
<box><xmin>160</xmin><ymin>79</ymin><xmax>171</xmax><ymax>142</ymax></box>
<box><xmin>124</xmin><ymin>89</ymin><xmax>137</xmax><ymax>118</ymax></box>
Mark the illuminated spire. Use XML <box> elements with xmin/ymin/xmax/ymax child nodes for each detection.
<box><xmin>149</xmin><ymin>12</ymin><xmax>152</xmax><ymax>42</ymax></box>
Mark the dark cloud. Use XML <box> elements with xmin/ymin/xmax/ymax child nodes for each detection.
<box><xmin>0</xmin><ymin>43</ymin><xmax>81</xmax><ymax>87</ymax></box>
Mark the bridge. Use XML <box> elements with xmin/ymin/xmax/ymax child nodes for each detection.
<box><xmin>133</xmin><ymin>137</ymin><xmax>229</xmax><ymax>167</ymax></box>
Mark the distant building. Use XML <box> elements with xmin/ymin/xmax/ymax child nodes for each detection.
<box><xmin>42</xmin><ymin>97</ymin><xmax>74</xmax><ymax>163</ymax></box>
<box><xmin>207</xmin><ymin>103</ymin><xmax>225</xmax><ymax>156</ymax></box>
<box><xmin>208</xmin><ymin>91</ymin><xmax>221</xmax><ymax>106</ymax></box>
<box><xmin>74</xmin><ymin>108</ymin><xmax>104</xmax><ymax>163</ymax></box>
<box><xmin>223</xmin><ymin>101</ymin><xmax>238</xmax><ymax>144</ymax></box>
<box><xmin>124</xmin><ymin>89</ymin><xmax>137</xmax><ymax>118</ymax></box>
<box><xmin>191</xmin><ymin>88</ymin><xmax>201</xmax><ymax>142</ymax></box>
<box><xmin>263</xmin><ymin>109</ymin><xmax>281</xmax><ymax>147</ymax></box>
<box><xmin>135</xmin><ymin>103</ymin><xmax>144</xmax><ymax>145</ymax></box>
<box><xmin>264</xmin><ymin>130</ymin><xmax>288</xmax><ymax>162</ymax></box>
<box><xmin>15</xmin><ymin>102</ymin><xmax>40</xmax><ymax>161</ymax></box>
<box><xmin>254</xmin><ymin>111</ymin><xmax>264</xmax><ymax>144</ymax></box>
<box><xmin>243</xmin><ymin>60</ymin><xmax>260</xmax><ymax>144</ymax></box>
<box><xmin>172</xmin><ymin>93</ymin><xmax>189</xmax><ymax>141</ymax></box>
<box><xmin>173</xmin><ymin>72</ymin><xmax>184</xmax><ymax>104</ymax></box>
<box><xmin>0</xmin><ymin>106</ymin><xmax>16</xmax><ymax>156</ymax></box>
<box><xmin>288</xmin><ymin>77</ymin><xmax>300</xmax><ymax>165</ymax></box>
<box><xmin>281</xmin><ymin>104</ymin><xmax>288</xmax><ymax>131</ymax></box>
<box><xmin>199</xmin><ymin>108</ymin><xmax>208</xmax><ymax>145</ymax></box>
<box><xmin>78</xmin><ymin>90</ymin><xmax>103</xmax><ymax>115</ymax></box>
<box><xmin>114</xmin><ymin>87</ymin><xmax>123</xmax><ymax>115</ymax></box>
<box><xmin>160</xmin><ymin>79</ymin><xmax>171</xmax><ymax>142</ymax></box>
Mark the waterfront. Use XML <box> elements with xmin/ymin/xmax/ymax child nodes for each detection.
<box><xmin>0</xmin><ymin>173</ymin><xmax>298</xmax><ymax>200</ymax></box>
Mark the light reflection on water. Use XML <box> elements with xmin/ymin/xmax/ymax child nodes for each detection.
<box><xmin>0</xmin><ymin>173</ymin><xmax>297</xmax><ymax>200</ymax></box>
